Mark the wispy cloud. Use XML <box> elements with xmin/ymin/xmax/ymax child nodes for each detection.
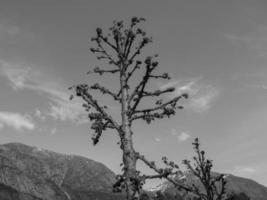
<box><xmin>35</xmin><ymin>109</ymin><xmax>46</xmax><ymax>121</ymax></box>
<box><xmin>0</xmin><ymin>111</ymin><xmax>35</xmax><ymax>131</ymax></box>
<box><xmin>50</xmin><ymin>127</ymin><xmax>57</xmax><ymax>135</ymax></box>
<box><xmin>189</xmin><ymin>86</ymin><xmax>218</xmax><ymax>113</ymax></box>
<box><xmin>154</xmin><ymin>137</ymin><xmax>161</xmax><ymax>142</ymax></box>
<box><xmin>240</xmin><ymin>82</ymin><xmax>267</xmax><ymax>91</ymax></box>
<box><xmin>160</xmin><ymin>78</ymin><xmax>219</xmax><ymax>113</ymax></box>
<box><xmin>224</xmin><ymin>26</ymin><xmax>267</xmax><ymax>56</ymax></box>
<box><xmin>0</xmin><ymin>22</ymin><xmax>20</xmax><ymax>36</ymax></box>
<box><xmin>0</xmin><ymin>20</ymin><xmax>35</xmax><ymax>42</ymax></box>
<box><xmin>0</xmin><ymin>63</ymin><xmax>31</xmax><ymax>90</ymax></box>
<box><xmin>233</xmin><ymin>166</ymin><xmax>256</xmax><ymax>174</ymax></box>
<box><xmin>0</xmin><ymin>60</ymin><xmax>88</xmax><ymax>124</ymax></box>
<box><xmin>224</xmin><ymin>33</ymin><xmax>267</xmax><ymax>43</ymax></box>
<box><xmin>231</xmin><ymin>72</ymin><xmax>267</xmax><ymax>93</ymax></box>
<box><xmin>177</xmin><ymin>131</ymin><xmax>191</xmax><ymax>142</ymax></box>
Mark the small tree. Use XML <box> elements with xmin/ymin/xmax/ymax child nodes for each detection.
<box><xmin>160</xmin><ymin>138</ymin><xmax>227</xmax><ymax>200</ymax></box>
<box><xmin>71</xmin><ymin>17</ymin><xmax>189</xmax><ymax>200</ymax></box>
<box><xmin>182</xmin><ymin>138</ymin><xmax>227</xmax><ymax>200</ymax></box>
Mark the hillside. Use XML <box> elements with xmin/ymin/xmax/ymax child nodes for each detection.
<box><xmin>0</xmin><ymin>142</ymin><xmax>266</xmax><ymax>200</ymax></box>
<box><xmin>0</xmin><ymin>143</ymin><xmax>124</xmax><ymax>200</ymax></box>
<box><xmin>153</xmin><ymin>172</ymin><xmax>267</xmax><ymax>200</ymax></box>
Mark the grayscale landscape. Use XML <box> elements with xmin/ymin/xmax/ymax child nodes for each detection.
<box><xmin>0</xmin><ymin>1</ymin><xmax>266</xmax><ymax>200</ymax></box>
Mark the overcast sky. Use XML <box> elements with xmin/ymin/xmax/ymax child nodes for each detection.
<box><xmin>0</xmin><ymin>0</ymin><xmax>267</xmax><ymax>188</ymax></box>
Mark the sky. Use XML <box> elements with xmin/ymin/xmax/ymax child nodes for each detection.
<box><xmin>0</xmin><ymin>0</ymin><xmax>267</xmax><ymax>188</ymax></box>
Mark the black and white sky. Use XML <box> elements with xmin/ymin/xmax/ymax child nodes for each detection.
<box><xmin>0</xmin><ymin>0</ymin><xmax>266</xmax><ymax>188</ymax></box>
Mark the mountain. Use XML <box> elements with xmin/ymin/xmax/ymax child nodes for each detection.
<box><xmin>225</xmin><ymin>174</ymin><xmax>267</xmax><ymax>200</ymax></box>
<box><xmin>0</xmin><ymin>143</ymin><xmax>267</xmax><ymax>200</ymax></box>
<box><xmin>0</xmin><ymin>143</ymin><xmax>125</xmax><ymax>200</ymax></box>
<box><xmin>151</xmin><ymin>172</ymin><xmax>267</xmax><ymax>200</ymax></box>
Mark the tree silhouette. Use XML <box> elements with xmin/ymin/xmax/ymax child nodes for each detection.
<box><xmin>71</xmin><ymin>17</ymin><xmax>189</xmax><ymax>200</ymax></box>
<box><xmin>182</xmin><ymin>138</ymin><xmax>227</xmax><ymax>200</ymax></box>
<box><xmin>160</xmin><ymin>138</ymin><xmax>227</xmax><ymax>200</ymax></box>
<box><xmin>142</xmin><ymin>138</ymin><xmax>227</xmax><ymax>200</ymax></box>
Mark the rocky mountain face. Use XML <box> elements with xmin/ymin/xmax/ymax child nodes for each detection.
<box><xmin>0</xmin><ymin>143</ymin><xmax>124</xmax><ymax>200</ymax></box>
<box><xmin>0</xmin><ymin>143</ymin><xmax>267</xmax><ymax>200</ymax></box>
<box><xmin>151</xmin><ymin>172</ymin><xmax>267</xmax><ymax>200</ymax></box>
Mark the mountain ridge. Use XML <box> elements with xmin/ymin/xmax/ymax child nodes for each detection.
<box><xmin>153</xmin><ymin>171</ymin><xmax>267</xmax><ymax>200</ymax></box>
<box><xmin>0</xmin><ymin>142</ymin><xmax>266</xmax><ymax>200</ymax></box>
<box><xmin>0</xmin><ymin>142</ymin><xmax>125</xmax><ymax>200</ymax></box>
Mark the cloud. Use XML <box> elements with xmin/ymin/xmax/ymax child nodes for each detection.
<box><xmin>224</xmin><ymin>27</ymin><xmax>267</xmax><ymax>56</ymax></box>
<box><xmin>48</xmin><ymin>100</ymin><xmax>88</xmax><ymax>124</ymax></box>
<box><xmin>189</xmin><ymin>86</ymin><xmax>218</xmax><ymax>113</ymax></box>
<box><xmin>0</xmin><ymin>111</ymin><xmax>35</xmax><ymax>131</ymax></box>
<box><xmin>170</xmin><ymin>129</ymin><xmax>191</xmax><ymax>142</ymax></box>
<box><xmin>0</xmin><ymin>60</ymin><xmax>88</xmax><ymax>124</ymax></box>
<box><xmin>160</xmin><ymin>78</ymin><xmax>219</xmax><ymax>113</ymax></box>
<box><xmin>154</xmin><ymin>137</ymin><xmax>161</xmax><ymax>142</ymax></box>
<box><xmin>0</xmin><ymin>20</ymin><xmax>35</xmax><ymax>42</ymax></box>
<box><xmin>0</xmin><ymin>63</ymin><xmax>31</xmax><ymax>90</ymax></box>
<box><xmin>224</xmin><ymin>32</ymin><xmax>267</xmax><ymax>44</ymax></box>
<box><xmin>177</xmin><ymin>131</ymin><xmax>191</xmax><ymax>142</ymax></box>
<box><xmin>233</xmin><ymin>166</ymin><xmax>256</xmax><ymax>174</ymax></box>
<box><xmin>35</xmin><ymin>109</ymin><xmax>46</xmax><ymax>121</ymax></box>
<box><xmin>50</xmin><ymin>128</ymin><xmax>57</xmax><ymax>135</ymax></box>
<box><xmin>240</xmin><ymin>82</ymin><xmax>267</xmax><ymax>91</ymax></box>
<box><xmin>0</xmin><ymin>22</ymin><xmax>20</xmax><ymax>36</ymax></box>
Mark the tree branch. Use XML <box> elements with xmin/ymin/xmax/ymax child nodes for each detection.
<box><xmin>116</xmin><ymin>60</ymin><xmax>142</xmax><ymax>98</ymax></box>
<box><xmin>128</xmin><ymin>37</ymin><xmax>152</xmax><ymax>63</ymax></box>
<box><xmin>88</xmin><ymin>66</ymin><xmax>120</xmax><ymax>75</ymax></box>
<box><xmin>91</xmin><ymin>31</ymin><xmax>119</xmax><ymax>65</ymax></box>
<box><xmin>133</xmin><ymin>93</ymin><xmax>188</xmax><ymax>114</ymax></box>
<box><xmin>149</xmin><ymin>72</ymin><xmax>171</xmax><ymax>80</ymax></box>
<box><xmin>141</xmin><ymin>174</ymin><xmax>168</xmax><ymax>180</ymax></box>
<box><xmin>99</xmin><ymin>34</ymin><xmax>118</xmax><ymax>52</ymax></box>
<box><xmin>76</xmin><ymin>84</ymin><xmax>120</xmax><ymax>130</ymax></box>
<box><xmin>128</xmin><ymin>58</ymin><xmax>157</xmax><ymax>112</ymax></box>
<box><xmin>137</xmin><ymin>153</ymin><xmax>192</xmax><ymax>192</ymax></box>
<box><xmin>142</xmin><ymin>87</ymin><xmax>175</xmax><ymax>97</ymax></box>
<box><xmin>90</xmin><ymin>83</ymin><xmax>120</xmax><ymax>101</ymax></box>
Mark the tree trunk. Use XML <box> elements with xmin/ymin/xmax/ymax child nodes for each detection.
<box><xmin>122</xmin><ymin>129</ymin><xmax>138</xmax><ymax>200</ymax></box>
<box><xmin>120</xmin><ymin>67</ymin><xmax>139</xmax><ymax>200</ymax></box>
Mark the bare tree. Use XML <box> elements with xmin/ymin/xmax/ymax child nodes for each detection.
<box><xmin>71</xmin><ymin>17</ymin><xmax>189</xmax><ymax>200</ymax></box>
<box><xmin>182</xmin><ymin>138</ymin><xmax>227</xmax><ymax>200</ymax></box>
<box><xmin>148</xmin><ymin>138</ymin><xmax>227</xmax><ymax>200</ymax></box>
<box><xmin>173</xmin><ymin>138</ymin><xmax>227</xmax><ymax>200</ymax></box>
